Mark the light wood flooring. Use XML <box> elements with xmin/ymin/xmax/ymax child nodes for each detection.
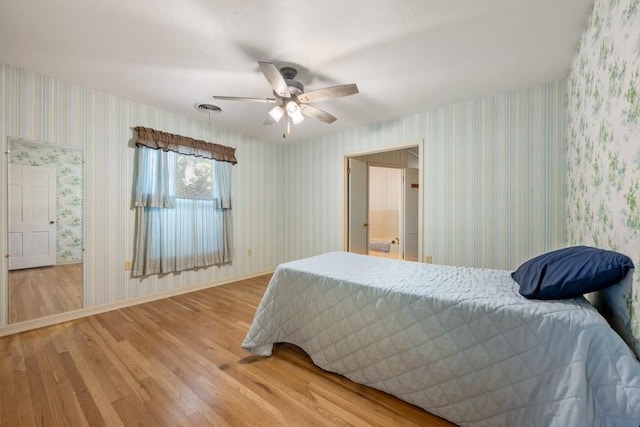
<box><xmin>9</xmin><ymin>263</ymin><xmax>83</xmax><ymax>323</ymax></box>
<box><xmin>0</xmin><ymin>274</ymin><xmax>454</xmax><ymax>426</ymax></box>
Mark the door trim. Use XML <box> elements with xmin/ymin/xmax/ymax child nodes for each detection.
<box><xmin>342</xmin><ymin>140</ymin><xmax>424</xmax><ymax>262</ymax></box>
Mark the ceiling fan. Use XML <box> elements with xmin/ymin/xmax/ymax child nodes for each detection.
<box><xmin>213</xmin><ymin>61</ymin><xmax>359</xmax><ymax>136</ymax></box>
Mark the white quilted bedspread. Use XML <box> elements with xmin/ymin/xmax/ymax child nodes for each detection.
<box><xmin>242</xmin><ymin>252</ymin><xmax>640</xmax><ymax>426</ymax></box>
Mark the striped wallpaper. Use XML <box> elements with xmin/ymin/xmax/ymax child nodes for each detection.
<box><xmin>284</xmin><ymin>81</ymin><xmax>567</xmax><ymax>270</ymax></box>
<box><xmin>0</xmin><ymin>63</ymin><xmax>286</xmax><ymax>326</ymax></box>
<box><xmin>0</xmin><ymin>62</ymin><xmax>567</xmax><ymax>329</ymax></box>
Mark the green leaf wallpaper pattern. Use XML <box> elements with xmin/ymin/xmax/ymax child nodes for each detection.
<box><xmin>8</xmin><ymin>140</ymin><xmax>83</xmax><ymax>263</ymax></box>
<box><xmin>567</xmin><ymin>0</ymin><xmax>640</xmax><ymax>356</ymax></box>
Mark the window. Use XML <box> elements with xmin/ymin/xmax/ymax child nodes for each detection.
<box><xmin>176</xmin><ymin>156</ymin><xmax>213</xmax><ymax>199</ymax></box>
<box><xmin>132</xmin><ymin>146</ymin><xmax>233</xmax><ymax>276</ymax></box>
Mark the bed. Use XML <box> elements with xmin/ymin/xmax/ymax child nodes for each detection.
<box><xmin>242</xmin><ymin>252</ymin><xmax>640</xmax><ymax>426</ymax></box>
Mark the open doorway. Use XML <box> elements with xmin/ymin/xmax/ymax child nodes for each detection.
<box><xmin>345</xmin><ymin>143</ymin><xmax>422</xmax><ymax>262</ymax></box>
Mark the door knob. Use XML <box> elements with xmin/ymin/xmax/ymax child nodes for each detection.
<box><xmin>50</xmin><ymin>220</ymin><xmax>55</xmax><ymax>224</ymax></box>
<box><xmin>363</xmin><ymin>223</ymin><xmax>369</xmax><ymax>227</ymax></box>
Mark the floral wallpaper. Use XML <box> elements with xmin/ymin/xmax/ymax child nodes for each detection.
<box><xmin>567</xmin><ymin>0</ymin><xmax>640</xmax><ymax>356</ymax></box>
<box><xmin>8</xmin><ymin>139</ymin><xmax>83</xmax><ymax>263</ymax></box>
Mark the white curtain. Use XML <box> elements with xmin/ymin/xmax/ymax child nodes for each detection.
<box><xmin>132</xmin><ymin>146</ymin><xmax>233</xmax><ymax>276</ymax></box>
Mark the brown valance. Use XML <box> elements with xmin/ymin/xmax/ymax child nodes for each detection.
<box><xmin>134</xmin><ymin>126</ymin><xmax>237</xmax><ymax>164</ymax></box>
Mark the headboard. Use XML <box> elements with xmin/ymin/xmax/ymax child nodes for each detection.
<box><xmin>588</xmin><ymin>273</ymin><xmax>639</xmax><ymax>358</ymax></box>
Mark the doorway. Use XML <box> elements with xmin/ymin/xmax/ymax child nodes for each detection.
<box><xmin>6</xmin><ymin>138</ymin><xmax>84</xmax><ymax>324</ymax></box>
<box><xmin>345</xmin><ymin>143</ymin><xmax>422</xmax><ymax>262</ymax></box>
<box><xmin>368</xmin><ymin>165</ymin><xmax>402</xmax><ymax>260</ymax></box>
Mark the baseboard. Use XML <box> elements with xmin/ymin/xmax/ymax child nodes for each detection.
<box><xmin>55</xmin><ymin>260</ymin><xmax>82</xmax><ymax>265</ymax></box>
<box><xmin>0</xmin><ymin>270</ymin><xmax>274</xmax><ymax>337</ymax></box>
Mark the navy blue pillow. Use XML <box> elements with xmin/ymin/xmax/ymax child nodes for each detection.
<box><xmin>511</xmin><ymin>246</ymin><xmax>634</xmax><ymax>300</ymax></box>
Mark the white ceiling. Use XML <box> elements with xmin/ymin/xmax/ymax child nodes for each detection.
<box><xmin>0</xmin><ymin>0</ymin><xmax>593</xmax><ymax>142</ymax></box>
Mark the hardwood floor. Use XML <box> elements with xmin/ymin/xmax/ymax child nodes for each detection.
<box><xmin>0</xmin><ymin>274</ymin><xmax>455</xmax><ymax>426</ymax></box>
<box><xmin>9</xmin><ymin>263</ymin><xmax>83</xmax><ymax>323</ymax></box>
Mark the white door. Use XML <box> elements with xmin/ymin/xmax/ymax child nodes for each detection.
<box><xmin>402</xmin><ymin>167</ymin><xmax>419</xmax><ymax>261</ymax></box>
<box><xmin>8</xmin><ymin>165</ymin><xmax>57</xmax><ymax>270</ymax></box>
<box><xmin>348</xmin><ymin>158</ymin><xmax>368</xmax><ymax>254</ymax></box>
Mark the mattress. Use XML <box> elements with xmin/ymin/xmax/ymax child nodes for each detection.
<box><xmin>242</xmin><ymin>252</ymin><xmax>640</xmax><ymax>426</ymax></box>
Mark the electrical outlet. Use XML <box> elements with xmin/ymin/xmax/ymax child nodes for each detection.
<box><xmin>247</xmin><ymin>249</ymin><xmax>252</xmax><ymax>256</ymax></box>
<box><xmin>124</xmin><ymin>260</ymin><xmax>133</xmax><ymax>270</ymax></box>
<box><xmin>425</xmin><ymin>255</ymin><xmax>433</xmax><ymax>264</ymax></box>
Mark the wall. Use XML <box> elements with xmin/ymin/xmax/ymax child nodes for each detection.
<box><xmin>369</xmin><ymin>166</ymin><xmax>401</xmax><ymax>241</ymax></box>
<box><xmin>0</xmin><ymin>62</ymin><xmax>568</xmax><ymax>330</ymax></box>
<box><xmin>284</xmin><ymin>81</ymin><xmax>567</xmax><ymax>270</ymax></box>
<box><xmin>566</xmin><ymin>0</ymin><xmax>640</xmax><ymax>355</ymax></box>
<box><xmin>0</xmin><ymin>63</ymin><xmax>286</xmax><ymax>326</ymax></box>
<box><xmin>9</xmin><ymin>139</ymin><xmax>83</xmax><ymax>263</ymax></box>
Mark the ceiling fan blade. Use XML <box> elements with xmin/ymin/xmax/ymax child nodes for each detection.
<box><xmin>297</xmin><ymin>84</ymin><xmax>359</xmax><ymax>103</ymax></box>
<box><xmin>299</xmin><ymin>104</ymin><xmax>337</xmax><ymax>124</ymax></box>
<box><xmin>258</xmin><ymin>61</ymin><xmax>291</xmax><ymax>98</ymax></box>
<box><xmin>213</xmin><ymin>95</ymin><xmax>278</xmax><ymax>103</ymax></box>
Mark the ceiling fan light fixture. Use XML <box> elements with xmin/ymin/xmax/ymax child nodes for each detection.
<box><xmin>286</xmin><ymin>100</ymin><xmax>300</xmax><ymax>115</ymax></box>
<box><xmin>290</xmin><ymin>111</ymin><xmax>304</xmax><ymax>124</ymax></box>
<box><xmin>286</xmin><ymin>101</ymin><xmax>304</xmax><ymax>124</ymax></box>
<box><xmin>269</xmin><ymin>105</ymin><xmax>284</xmax><ymax>122</ymax></box>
